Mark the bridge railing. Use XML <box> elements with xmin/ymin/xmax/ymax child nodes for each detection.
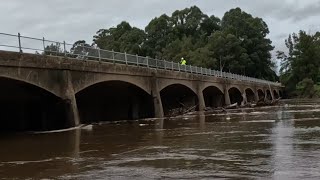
<box><xmin>0</xmin><ymin>32</ymin><xmax>282</xmax><ymax>86</ymax></box>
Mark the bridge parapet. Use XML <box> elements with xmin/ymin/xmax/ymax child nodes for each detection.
<box><xmin>0</xmin><ymin>32</ymin><xmax>282</xmax><ymax>88</ymax></box>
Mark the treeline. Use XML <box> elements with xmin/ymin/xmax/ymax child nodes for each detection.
<box><xmin>47</xmin><ymin>6</ymin><xmax>278</xmax><ymax>81</ymax></box>
<box><xmin>277</xmin><ymin>31</ymin><xmax>320</xmax><ymax>98</ymax></box>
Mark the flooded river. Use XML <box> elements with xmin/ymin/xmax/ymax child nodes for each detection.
<box><xmin>1</xmin><ymin>99</ymin><xmax>320</xmax><ymax>179</ymax></box>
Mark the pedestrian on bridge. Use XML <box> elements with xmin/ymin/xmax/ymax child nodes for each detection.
<box><xmin>180</xmin><ymin>57</ymin><xmax>187</xmax><ymax>65</ymax></box>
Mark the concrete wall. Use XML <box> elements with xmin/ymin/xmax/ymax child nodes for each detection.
<box><xmin>0</xmin><ymin>51</ymin><xmax>283</xmax><ymax>129</ymax></box>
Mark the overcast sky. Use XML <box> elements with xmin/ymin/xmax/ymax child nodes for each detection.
<box><xmin>1</xmin><ymin>0</ymin><xmax>320</xmax><ymax>62</ymax></box>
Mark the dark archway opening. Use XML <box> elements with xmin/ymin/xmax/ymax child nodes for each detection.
<box><xmin>0</xmin><ymin>77</ymin><xmax>68</xmax><ymax>132</ymax></box>
<box><xmin>229</xmin><ymin>87</ymin><xmax>243</xmax><ymax>105</ymax></box>
<box><xmin>245</xmin><ymin>88</ymin><xmax>255</xmax><ymax>103</ymax></box>
<box><xmin>160</xmin><ymin>84</ymin><xmax>198</xmax><ymax>116</ymax></box>
<box><xmin>274</xmin><ymin>90</ymin><xmax>280</xmax><ymax>99</ymax></box>
<box><xmin>258</xmin><ymin>89</ymin><xmax>265</xmax><ymax>100</ymax></box>
<box><xmin>266</xmin><ymin>90</ymin><xmax>272</xmax><ymax>100</ymax></box>
<box><xmin>76</xmin><ymin>81</ymin><xmax>154</xmax><ymax>123</ymax></box>
<box><xmin>203</xmin><ymin>86</ymin><xmax>224</xmax><ymax>108</ymax></box>
<box><xmin>279</xmin><ymin>90</ymin><xmax>283</xmax><ymax>98</ymax></box>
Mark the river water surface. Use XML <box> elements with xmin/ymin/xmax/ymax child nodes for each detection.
<box><xmin>1</xmin><ymin>99</ymin><xmax>320</xmax><ymax>179</ymax></box>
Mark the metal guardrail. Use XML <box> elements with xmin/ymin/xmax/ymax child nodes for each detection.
<box><xmin>0</xmin><ymin>32</ymin><xmax>282</xmax><ymax>86</ymax></box>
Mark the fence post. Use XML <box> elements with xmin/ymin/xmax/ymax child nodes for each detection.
<box><xmin>190</xmin><ymin>65</ymin><xmax>192</xmax><ymax>73</ymax></box>
<box><xmin>136</xmin><ymin>54</ymin><xmax>139</xmax><ymax>66</ymax></box>
<box><xmin>178</xmin><ymin>63</ymin><xmax>180</xmax><ymax>71</ymax></box>
<box><xmin>63</xmin><ymin>41</ymin><xmax>66</xmax><ymax>57</ymax></box>
<box><xmin>18</xmin><ymin>33</ymin><xmax>22</xmax><ymax>53</ymax></box>
<box><xmin>146</xmin><ymin>56</ymin><xmax>149</xmax><ymax>67</ymax></box>
<box><xmin>164</xmin><ymin>60</ymin><xmax>166</xmax><ymax>70</ymax></box>
<box><xmin>125</xmin><ymin>52</ymin><xmax>128</xmax><ymax>65</ymax></box>
<box><xmin>171</xmin><ymin>61</ymin><xmax>174</xmax><ymax>70</ymax></box>
<box><xmin>112</xmin><ymin>49</ymin><xmax>115</xmax><ymax>64</ymax></box>
<box><xmin>201</xmin><ymin>67</ymin><xmax>203</xmax><ymax>75</ymax></box>
<box><xmin>98</xmin><ymin>48</ymin><xmax>101</xmax><ymax>63</ymax></box>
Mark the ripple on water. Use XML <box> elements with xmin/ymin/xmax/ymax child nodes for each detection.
<box><xmin>2</xmin><ymin>100</ymin><xmax>320</xmax><ymax>179</ymax></box>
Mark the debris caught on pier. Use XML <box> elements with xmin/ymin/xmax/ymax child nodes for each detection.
<box><xmin>204</xmin><ymin>98</ymin><xmax>282</xmax><ymax>114</ymax></box>
<box><xmin>167</xmin><ymin>104</ymin><xmax>198</xmax><ymax>117</ymax></box>
<box><xmin>167</xmin><ymin>98</ymin><xmax>282</xmax><ymax>117</ymax></box>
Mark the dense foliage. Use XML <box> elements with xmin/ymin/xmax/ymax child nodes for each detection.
<box><xmin>277</xmin><ymin>31</ymin><xmax>320</xmax><ymax>98</ymax></box>
<box><xmin>77</xmin><ymin>6</ymin><xmax>277</xmax><ymax>80</ymax></box>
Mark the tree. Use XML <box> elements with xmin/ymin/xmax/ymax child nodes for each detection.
<box><xmin>207</xmin><ymin>31</ymin><xmax>249</xmax><ymax>74</ymax></box>
<box><xmin>93</xmin><ymin>21</ymin><xmax>145</xmax><ymax>55</ymax></box>
<box><xmin>43</xmin><ymin>43</ymin><xmax>63</xmax><ymax>56</ymax></box>
<box><xmin>277</xmin><ymin>31</ymin><xmax>320</xmax><ymax>97</ymax></box>
<box><xmin>143</xmin><ymin>6</ymin><xmax>220</xmax><ymax>61</ymax></box>
<box><xmin>171</xmin><ymin>6</ymin><xmax>214</xmax><ymax>39</ymax></box>
<box><xmin>221</xmin><ymin>8</ymin><xmax>276</xmax><ymax>80</ymax></box>
<box><xmin>90</xmin><ymin>6</ymin><xmax>277</xmax><ymax>81</ymax></box>
<box><xmin>144</xmin><ymin>14</ymin><xmax>174</xmax><ymax>59</ymax></box>
<box><xmin>70</xmin><ymin>40</ymin><xmax>95</xmax><ymax>60</ymax></box>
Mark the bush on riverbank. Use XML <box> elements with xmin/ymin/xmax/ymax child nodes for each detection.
<box><xmin>295</xmin><ymin>78</ymin><xmax>320</xmax><ymax>98</ymax></box>
<box><xmin>277</xmin><ymin>31</ymin><xmax>320</xmax><ymax>98</ymax></box>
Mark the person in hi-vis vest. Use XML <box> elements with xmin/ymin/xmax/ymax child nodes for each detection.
<box><xmin>180</xmin><ymin>57</ymin><xmax>187</xmax><ymax>65</ymax></box>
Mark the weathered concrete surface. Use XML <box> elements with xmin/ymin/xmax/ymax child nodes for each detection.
<box><xmin>0</xmin><ymin>51</ymin><xmax>283</xmax><ymax>128</ymax></box>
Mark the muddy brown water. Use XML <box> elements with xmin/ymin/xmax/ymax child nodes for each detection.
<box><xmin>1</xmin><ymin>99</ymin><xmax>320</xmax><ymax>179</ymax></box>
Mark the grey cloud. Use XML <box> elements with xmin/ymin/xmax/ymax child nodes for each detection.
<box><xmin>1</xmin><ymin>0</ymin><xmax>320</xmax><ymax>55</ymax></box>
<box><xmin>273</xmin><ymin>2</ymin><xmax>320</xmax><ymax>22</ymax></box>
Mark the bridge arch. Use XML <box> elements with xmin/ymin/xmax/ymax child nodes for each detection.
<box><xmin>0</xmin><ymin>75</ymin><xmax>60</xmax><ymax>97</ymax></box>
<box><xmin>279</xmin><ymin>90</ymin><xmax>283</xmax><ymax>98</ymax></box>
<box><xmin>257</xmin><ymin>89</ymin><xmax>265</xmax><ymax>100</ymax></box>
<box><xmin>0</xmin><ymin>76</ymin><xmax>69</xmax><ymax>132</ymax></box>
<box><xmin>76</xmin><ymin>80</ymin><xmax>154</xmax><ymax>123</ymax></box>
<box><xmin>74</xmin><ymin>75</ymin><xmax>152</xmax><ymax>95</ymax></box>
<box><xmin>160</xmin><ymin>83</ymin><xmax>198</xmax><ymax>116</ymax></box>
<box><xmin>228</xmin><ymin>86</ymin><xmax>243</xmax><ymax>105</ymax></box>
<box><xmin>266</xmin><ymin>89</ymin><xmax>272</xmax><ymax>100</ymax></box>
<box><xmin>158</xmin><ymin>80</ymin><xmax>197</xmax><ymax>95</ymax></box>
<box><xmin>202</xmin><ymin>85</ymin><xmax>224</xmax><ymax>108</ymax></box>
<box><xmin>245</xmin><ymin>88</ymin><xmax>255</xmax><ymax>103</ymax></box>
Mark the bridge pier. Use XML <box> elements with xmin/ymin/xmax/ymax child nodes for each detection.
<box><xmin>255</xmin><ymin>89</ymin><xmax>260</xmax><ymax>102</ymax></box>
<box><xmin>62</xmin><ymin>70</ymin><xmax>80</xmax><ymax>127</ymax></box>
<box><xmin>151</xmin><ymin>76</ymin><xmax>164</xmax><ymax>118</ymax></box>
<box><xmin>241</xmin><ymin>90</ymin><xmax>247</xmax><ymax>106</ymax></box>
<box><xmin>197</xmin><ymin>85</ymin><xmax>206</xmax><ymax>111</ymax></box>
<box><xmin>224</xmin><ymin>86</ymin><xmax>231</xmax><ymax>106</ymax></box>
<box><xmin>264</xmin><ymin>90</ymin><xmax>268</xmax><ymax>101</ymax></box>
<box><xmin>271</xmin><ymin>90</ymin><xmax>275</xmax><ymax>100</ymax></box>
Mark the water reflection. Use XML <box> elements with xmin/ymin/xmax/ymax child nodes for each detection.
<box><xmin>1</xmin><ymin>100</ymin><xmax>320</xmax><ymax>179</ymax></box>
<box><xmin>0</xmin><ymin>129</ymin><xmax>81</xmax><ymax>178</ymax></box>
<box><xmin>272</xmin><ymin>110</ymin><xmax>294</xmax><ymax>179</ymax></box>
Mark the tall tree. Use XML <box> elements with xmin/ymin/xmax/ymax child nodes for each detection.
<box><xmin>144</xmin><ymin>14</ymin><xmax>174</xmax><ymax>59</ymax></box>
<box><xmin>206</xmin><ymin>31</ymin><xmax>249</xmax><ymax>74</ymax></box>
<box><xmin>221</xmin><ymin>8</ymin><xmax>276</xmax><ymax>80</ymax></box>
<box><xmin>277</xmin><ymin>31</ymin><xmax>320</xmax><ymax>97</ymax></box>
<box><xmin>43</xmin><ymin>43</ymin><xmax>63</xmax><ymax>56</ymax></box>
<box><xmin>93</xmin><ymin>21</ymin><xmax>145</xmax><ymax>55</ymax></box>
<box><xmin>144</xmin><ymin>6</ymin><xmax>220</xmax><ymax>62</ymax></box>
<box><xmin>90</xmin><ymin>6</ymin><xmax>277</xmax><ymax>81</ymax></box>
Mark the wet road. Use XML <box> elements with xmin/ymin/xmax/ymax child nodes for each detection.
<box><xmin>1</xmin><ymin>99</ymin><xmax>320</xmax><ymax>179</ymax></box>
